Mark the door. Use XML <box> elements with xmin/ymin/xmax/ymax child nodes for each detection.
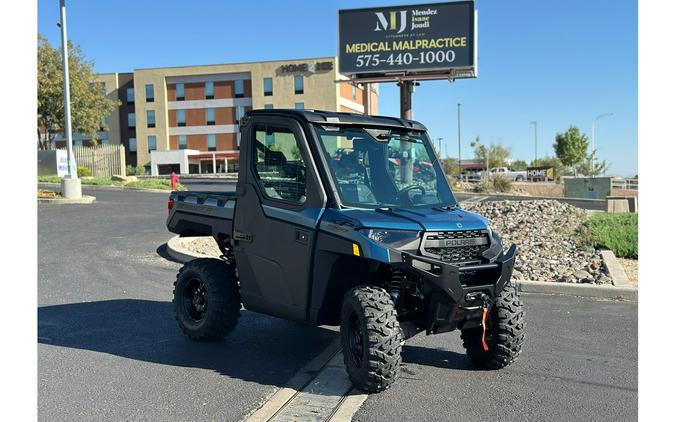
<box><xmin>232</xmin><ymin>116</ymin><xmax>326</xmax><ymax>321</ymax></box>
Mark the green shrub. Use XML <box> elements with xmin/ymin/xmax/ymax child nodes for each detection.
<box><xmin>582</xmin><ymin>213</ymin><xmax>638</xmax><ymax>259</ymax></box>
<box><xmin>125</xmin><ymin>165</ymin><xmax>147</xmax><ymax>176</ymax></box>
<box><xmin>77</xmin><ymin>166</ymin><xmax>92</xmax><ymax>177</ymax></box>
<box><xmin>472</xmin><ymin>176</ymin><xmax>513</xmax><ymax>193</ymax></box>
<box><xmin>491</xmin><ymin>175</ymin><xmax>513</xmax><ymax>192</ymax></box>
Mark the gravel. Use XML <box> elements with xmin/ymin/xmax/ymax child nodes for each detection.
<box><xmin>463</xmin><ymin>200</ymin><xmax>612</xmax><ymax>284</ymax></box>
<box><xmin>178</xmin><ymin>199</ymin><xmax>613</xmax><ymax>285</ymax></box>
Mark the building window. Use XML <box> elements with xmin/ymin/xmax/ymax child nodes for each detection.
<box><xmin>264</xmin><ymin>104</ymin><xmax>273</xmax><ymax>109</ymax></box>
<box><xmin>207</xmin><ymin>134</ymin><xmax>216</xmax><ymax>151</ymax></box>
<box><xmin>295</xmin><ymin>102</ymin><xmax>304</xmax><ymax>110</ymax></box>
<box><xmin>263</xmin><ymin>77</ymin><xmax>273</xmax><ymax>96</ymax></box>
<box><xmin>206</xmin><ymin>108</ymin><xmax>215</xmax><ymax>125</ymax></box>
<box><xmin>178</xmin><ymin>135</ymin><xmax>187</xmax><ymax>150</ymax></box>
<box><xmin>101</xmin><ymin>138</ymin><xmax>109</xmax><ymax>145</ymax></box>
<box><xmin>294</xmin><ymin>75</ymin><xmax>304</xmax><ymax>94</ymax></box>
<box><xmin>129</xmin><ymin>137</ymin><xmax>137</xmax><ymax>153</ymax></box>
<box><xmin>352</xmin><ymin>85</ymin><xmax>357</xmax><ymax>100</ymax></box>
<box><xmin>234</xmin><ymin>80</ymin><xmax>244</xmax><ymax>98</ymax></box>
<box><xmin>176</xmin><ymin>83</ymin><xmax>184</xmax><ymax>101</ymax></box>
<box><xmin>176</xmin><ymin>109</ymin><xmax>186</xmax><ymax>127</ymax></box>
<box><xmin>148</xmin><ymin>135</ymin><xmax>157</xmax><ymax>152</ymax></box>
<box><xmin>128</xmin><ymin>112</ymin><xmax>136</xmax><ymax>128</ymax></box>
<box><xmin>145</xmin><ymin>84</ymin><xmax>154</xmax><ymax>102</ymax></box>
<box><xmin>236</xmin><ymin>105</ymin><xmax>246</xmax><ymax>123</ymax></box>
<box><xmin>147</xmin><ymin>110</ymin><xmax>156</xmax><ymax>128</ymax></box>
<box><xmin>205</xmin><ymin>82</ymin><xmax>214</xmax><ymax>99</ymax></box>
<box><xmin>126</xmin><ymin>87</ymin><xmax>134</xmax><ymax>104</ymax></box>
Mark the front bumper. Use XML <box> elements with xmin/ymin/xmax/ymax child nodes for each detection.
<box><xmin>398</xmin><ymin>244</ymin><xmax>517</xmax><ymax>334</ymax></box>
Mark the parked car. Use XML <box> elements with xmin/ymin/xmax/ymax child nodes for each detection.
<box><xmin>478</xmin><ymin>167</ymin><xmax>527</xmax><ymax>181</ymax></box>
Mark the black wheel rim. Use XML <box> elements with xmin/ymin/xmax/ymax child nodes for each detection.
<box><xmin>183</xmin><ymin>278</ymin><xmax>208</xmax><ymax>322</ymax></box>
<box><xmin>348</xmin><ymin>313</ymin><xmax>364</xmax><ymax>367</ymax></box>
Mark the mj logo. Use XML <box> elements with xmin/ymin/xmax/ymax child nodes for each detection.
<box><xmin>374</xmin><ymin>10</ymin><xmax>408</xmax><ymax>33</ymax></box>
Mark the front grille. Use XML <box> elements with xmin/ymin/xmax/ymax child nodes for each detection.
<box><xmin>421</xmin><ymin>230</ymin><xmax>490</xmax><ymax>264</ymax></box>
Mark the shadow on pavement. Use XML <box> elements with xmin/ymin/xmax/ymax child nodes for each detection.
<box><xmin>38</xmin><ymin>299</ymin><xmax>336</xmax><ymax>388</ymax></box>
<box><xmin>401</xmin><ymin>344</ymin><xmax>477</xmax><ymax>371</ymax></box>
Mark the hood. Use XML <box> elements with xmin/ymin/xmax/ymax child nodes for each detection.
<box><xmin>324</xmin><ymin>207</ymin><xmax>490</xmax><ymax>232</ymax></box>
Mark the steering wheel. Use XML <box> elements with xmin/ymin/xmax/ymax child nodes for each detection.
<box><xmin>399</xmin><ymin>185</ymin><xmax>426</xmax><ymax>204</ymax></box>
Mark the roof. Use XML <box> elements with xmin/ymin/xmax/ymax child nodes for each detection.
<box><xmin>246</xmin><ymin>109</ymin><xmax>428</xmax><ymax>131</ymax></box>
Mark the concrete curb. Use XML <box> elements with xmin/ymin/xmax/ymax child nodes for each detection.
<box><xmin>37</xmin><ymin>194</ymin><xmax>96</xmax><ymax>204</ymax></box>
<box><xmin>38</xmin><ymin>182</ymin><xmax>175</xmax><ymax>194</ymax></box>
<box><xmin>166</xmin><ymin>235</ymin><xmax>214</xmax><ymax>263</ymax></box>
<box><xmin>167</xmin><ymin>236</ymin><xmax>638</xmax><ymax>302</ymax></box>
<box><xmin>599</xmin><ymin>250</ymin><xmax>632</xmax><ymax>287</ymax></box>
<box><xmin>515</xmin><ymin>279</ymin><xmax>637</xmax><ymax>301</ymax></box>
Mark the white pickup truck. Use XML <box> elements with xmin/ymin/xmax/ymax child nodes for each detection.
<box><xmin>479</xmin><ymin>167</ymin><xmax>527</xmax><ymax>181</ymax></box>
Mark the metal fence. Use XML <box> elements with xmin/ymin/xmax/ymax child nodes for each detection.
<box><xmin>60</xmin><ymin>144</ymin><xmax>126</xmax><ymax>178</ymax></box>
<box><xmin>611</xmin><ymin>178</ymin><xmax>639</xmax><ymax>191</ymax></box>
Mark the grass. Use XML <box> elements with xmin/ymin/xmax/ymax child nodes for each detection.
<box><xmin>581</xmin><ymin>213</ymin><xmax>638</xmax><ymax>259</ymax></box>
<box><xmin>38</xmin><ymin>175</ymin><xmax>185</xmax><ymax>191</ymax></box>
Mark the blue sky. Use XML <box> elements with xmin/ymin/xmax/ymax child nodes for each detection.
<box><xmin>38</xmin><ymin>0</ymin><xmax>637</xmax><ymax>176</ymax></box>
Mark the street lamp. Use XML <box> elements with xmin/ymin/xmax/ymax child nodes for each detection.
<box><xmin>59</xmin><ymin>0</ymin><xmax>81</xmax><ymax>199</ymax></box>
<box><xmin>457</xmin><ymin>103</ymin><xmax>462</xmax><ymax>180</ymax></box>
<box><xmin>591</xmin><ymin>113</ymin><xmax>613</xmax><ymax>176</ymax></box>
<box><xmin>530</xmin><ymin>121</ymin><xmax>538</xmax><ymax>165</ymax></box>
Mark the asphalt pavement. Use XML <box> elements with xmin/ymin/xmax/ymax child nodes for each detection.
<box><xmin>38</xmin><ymin>186</ymin><xmax>636</xmax><ymax>421</ymax></box>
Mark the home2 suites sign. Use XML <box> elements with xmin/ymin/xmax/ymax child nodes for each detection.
<box><xmin>338</xmin><ymin>1</ymin><xmax>476</xmax><ymax>76</ymax></box>
<box><xmin>279</xmin><ymin>61</ymin><xmax>334</xmax><ymax>74</ymax></box>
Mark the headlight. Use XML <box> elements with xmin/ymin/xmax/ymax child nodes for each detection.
<box><xmin>360</xmin><ymin>229</ymin><xmax>421</xmax><ymax>249</ymax></box>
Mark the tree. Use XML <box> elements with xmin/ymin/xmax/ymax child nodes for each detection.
<box><xmin>471</xmin><ymin>137</ymin><xmax>512</xmax><ymax>170</ymax></box>
<box><xmin>577</xmin><ymin>150</ymin><xmax>609</xmax><ymax>177</ymax></box>
<box><xmin>553</xmin><ymin>126</ymin><xmax>588</xmax><ymax>176</ymax></box>
<box><xmin>38</xmin><ymin>34</ymin><xmax>119</xmax><ymax>149</ymax></box>
<box><xmin>510</xmin><ymin>160</ymin><xmax>528</xmax><ymax>171</ymax></box>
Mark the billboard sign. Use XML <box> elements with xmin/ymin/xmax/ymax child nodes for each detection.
<box><xmin>338</xmin><ymin>1</ymin><xmax>476</xmax><ymax>78</ymax></box>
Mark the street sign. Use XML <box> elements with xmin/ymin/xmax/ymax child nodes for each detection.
<box><xmin>338</xmin><ymin>1</ymin><xmax>477</xmax><ymax>80</ymax></box>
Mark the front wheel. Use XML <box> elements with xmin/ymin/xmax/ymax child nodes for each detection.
<box><xmin>173</xmin><ymin>258</ymin><xmax>241</xmax><ymax>341</ymax></box>
<box><xmin>460</xmin><ymin>283</ymin><xmax>525</xmax><ymax>369</ymax></box>
<box><xmin>340</xmin><ymin>286</ymin><xmax>402</xmax><ymax>393</ymax></box>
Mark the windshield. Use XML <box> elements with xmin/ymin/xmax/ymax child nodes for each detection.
<box><xmin>313</xmin><ymin>125</ymin><xmax>456</xmax><ymax>209</ymax></box>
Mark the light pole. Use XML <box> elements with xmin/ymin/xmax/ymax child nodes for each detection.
<box><xmin>59</xmin><ymin>0</ymin><xmax>81</xmax><ymax>198</ymax></box>
<box><xmin>436</xmin><ymin>137</ymin><xmax>443</xmax><ymax>157</ymax></box>
<box><xmin>530</xmin><ymin>121</ymin><xmax>538</xmax><ymax>165</ymax></box>
<box><xmin>591</xmin><ymin>113</ymin><xmax>613</xmax><ymax>176</ymax></box>
<box><xmin>457</xmin><ymin>103</ymin><xmax>462</xmax><ymax>180</ymax></box>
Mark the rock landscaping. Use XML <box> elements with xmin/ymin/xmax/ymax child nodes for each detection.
<box><xmin>179</xmin><ymin>199</ymin><xmax>614</xmax><ymax>285</ymax></box>
<box><xmin>463</xmin><ymin>200</ymin><xmax>612</xmax><ymax>284</ymax></box>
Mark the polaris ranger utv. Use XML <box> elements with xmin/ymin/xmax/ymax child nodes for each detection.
<box><xmin>166</xmin><ymin>109</ymin><xmax>525</xmax><ymax>392</ymax></box>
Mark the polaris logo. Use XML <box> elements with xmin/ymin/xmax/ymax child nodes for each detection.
<box><xmin>444</xmin><ymin>238</ymin><xmax>488</xmax><ymax>247</ymax></box>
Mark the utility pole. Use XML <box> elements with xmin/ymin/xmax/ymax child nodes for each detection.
<box><xmin>457</xmin><ymin>103</ymin><xmax>462</xmax><ymax>181</ymax></box>
<box><xmin>436</xmin><ymin>137</ymin><xmax>443</xmax><ymax>157</ymax></box>
<box><xmin>530</xmin><ymin>121</ymin><xmax>538</xmax><ymax>165</ymax></box>
<box><xmin>59</xmin><ymin>0</ymin><xmax>81</xmax><ymax>199</ymax></box>
<box><xmin>399</xmin><ymin>80</ymin><xmax>415</xmax><ymax>184</ymax></box>
<box><xmin>591</xmin><ymin>113</ymin><xmax>613</xmax><ymax>177</ymax></box>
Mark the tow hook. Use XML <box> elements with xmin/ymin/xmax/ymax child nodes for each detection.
<box><xmin>464</xmin><ymin>292</ymin><xmax>491</xmax><ymax>351</ymax></box>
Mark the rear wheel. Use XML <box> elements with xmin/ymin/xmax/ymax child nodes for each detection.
<box><xmin>461</xmin><ymin>283</ymin><xmax>525</xmax><ymax>369</ymax></box>
<box><xmin>173</xmin><ymin>258</ymin><xmax>241</xmax><ymax>341</ymax></box>
<box><xmin>340</xmin><ymin>286</ymin><xmax>402</xmax><ymax>393</ymax></box>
